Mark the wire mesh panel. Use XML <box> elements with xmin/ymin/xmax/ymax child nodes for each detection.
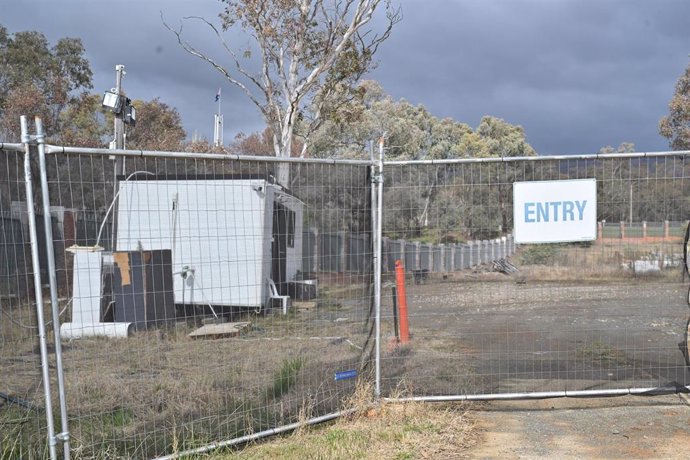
<box><xmin>38</xmin><ymin>152</ymin><xmax>373</xmax><ymax>458</ymax></box>
<box><xmin>380</xmin><ymin>157</ymin><xmax>690</xmax><ymax>399</ymax></box>
<box><xmin>0</xmin><ymin>149</ymin><xmax>50</xmax><ymax>459</ymax></box>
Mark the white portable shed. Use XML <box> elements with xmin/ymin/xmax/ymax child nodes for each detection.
<box><xmin>115</xmin><ymin>178</ymin><xmax>303</xmax><ymax>309</ymax></box>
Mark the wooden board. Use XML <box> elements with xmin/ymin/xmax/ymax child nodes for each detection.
<box><xmin>188</xmin><ymin>322</ymin><xmax>251</xmax><ymax>339</ymax></box>
<box><xmin>293</xmin><ymin>301</ymin><xmax>318</xmax><ymax>310</ymax></box>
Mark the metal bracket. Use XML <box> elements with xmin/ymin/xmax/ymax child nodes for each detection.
<box><xmin>371</xmin><ymin>173</ymin><xmax>384</xmax><ymax>184</ymax></box>
<box><xmin>56</xmin><ymin>431</ymin><xmax>70</xmax><ymax>442</ymax></box>
<box><xmin>23</xmin><ymin>135</ymin><xmax>39</xmax><ymax>145</ymax></box>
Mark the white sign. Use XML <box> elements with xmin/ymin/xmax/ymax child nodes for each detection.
<box><xmin>513</xmin><ymin>178</ymin><xmax>597</xmax><ymax>244</ymax></box>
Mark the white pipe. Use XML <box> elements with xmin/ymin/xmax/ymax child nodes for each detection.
<box><xmin>0</xmin><ymin>142</ymin><xmax>24</xmax><ymax>151</ymax></box>
<box><xmin>36</xmin><ymin>144</ymin><xmax>690</xmax><ymax>166</ymax></box>
<box><xmin>374</xmin><ymin>135</ymin><xmax>385</xmax><ymax>398</ymax></box>
<box><xmin>60</xmin><ymin>322</ymin><xmax>133</xmax><ymax>339</ymax></box>
<box><xmin>383</xmin><ymin>386</ymin><xmax>689</xmax><ymax>402</ymax></box>
<box><xmin>153</xmin><ymin>409</ymin><xmax>355</xmax><ymax>460</ymax></box>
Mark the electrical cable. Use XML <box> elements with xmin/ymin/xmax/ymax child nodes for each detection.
<box><xmin>95</xmin><ymin>170</ymin><xmax>155</xmax><ymax>248</ymax></box>
<box><xmin>0</xmin><ymin>298</ymin><xmax>71</xmax><ymax>330</ymax></box>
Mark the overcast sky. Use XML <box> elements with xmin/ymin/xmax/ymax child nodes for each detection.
<box><xmin>3</xmin><ymin>0</ymin><xmax>690</xmax><ymax>155</ymax></box>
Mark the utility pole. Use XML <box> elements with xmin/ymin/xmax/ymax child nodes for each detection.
<box><xmin>114</xmin><ymin>64</ymin><xmax>126</xmax><ymax>150</ymax></box>
<box><xmin>113</xmin><ymin>64</ymin><xmax>126</xmax><ymax>216</ymax></box>
<box><xmin>102</xmin><ymin>64</ymin><xmax>136</xmax><ymax>249</ymax></box>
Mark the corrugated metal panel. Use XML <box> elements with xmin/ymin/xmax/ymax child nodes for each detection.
<box><xmin>433</xmin><ymin>245</ymin><xmax>443</xmax><ymax>272</ymax></box>
<box><xmin>404</xmin><ymin>243</ymin><xmax>417</xmax><ymax>271</ymax></box>
<box><xmin>347</xmin><ymin>234</ymin><xmax>369</xmax><ymax>273</ymax></box>
<box><xmin>420</xmin><ymin>245</ymin><xmax>431</xmax><ymax>271</ymax></box>
<box><xmin>386</xmin><ymin>240</ymin><xmax>403</xmax><ymax>272</ymax></box>
<box><xmin>320</xmin><ymin>233</ymin><xmax>342</xmax><ymax>272</ymax></box>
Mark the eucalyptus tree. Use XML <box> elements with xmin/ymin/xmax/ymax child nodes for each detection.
<box><xmin>125</xmin><ymin>99</ymin><xmax>187</xmax><ymax>152</ymax></box>
<box><xmin>0</xmin><ymin>25</ymin><xmax>92</xmax><ymax>141</ymax></box>
<box><xmin>660</xmin><ymin>60</ymin><xmax>690</xmax><ymax>151</ymax></box>
<box><xmin>166</xmin><ymin>0</ymin><xmax>400</xmax><ymax>184</ymax></box>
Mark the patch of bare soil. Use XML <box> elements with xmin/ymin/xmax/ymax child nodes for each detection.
<box><xmin>466</xmin><ymin>395</ymin><xmax>690</xmax><ymax>459</ymax></box>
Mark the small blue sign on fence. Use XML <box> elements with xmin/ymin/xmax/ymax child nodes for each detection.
<box><xmin>334</xmin><ymin>369</ymin><xmax>358</xmax><ymax>381</ymax></box>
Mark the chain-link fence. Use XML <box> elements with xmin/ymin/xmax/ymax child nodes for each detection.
<box><xmin>4</xmin><ymin>119</ymin><xmax>690</xmax><ymax>458</ymax></box>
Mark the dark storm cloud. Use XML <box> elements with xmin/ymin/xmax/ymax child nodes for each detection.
<box><xmin>3</xmin><ymin>0</ymin><xmax>690</xmax><ymax>154</ymax></box>
<box><xmin>372</xmin><ymin>0</ymin><xmax>690</xmax><ymax>154</ymax></box>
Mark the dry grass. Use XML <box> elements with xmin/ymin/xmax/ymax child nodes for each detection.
<box><xmin>216</xmin><ymin>398</ymin><xmax>477</xmax><ymax>459</ymax></box>
<box><xmin>0</xmin><ymin>285</ymin><xmax>371</xmax><ymax>459</ymax></box>
<box><xmin>515</xmin><ymin>241</ymin><xmax>684</xmax><ymax>280</ymax></box>
<box><xmin>0</xmin><ymin>299</ymin><xmax>51</xmax><ymax>460</ymax></box>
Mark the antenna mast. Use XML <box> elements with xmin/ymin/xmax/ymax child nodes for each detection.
<box><xmin>213</xmin><ymin>88</ymin><xmax>223</xmax><ymax>147</ymax></box>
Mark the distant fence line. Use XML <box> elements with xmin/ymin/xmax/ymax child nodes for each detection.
<box><xmin>301</xmin><ymin>228</ymin><xmax>516</xmax><ymax>275</ymax></box>
<box><xmin>599</xmin><ymin>220</ymin><xmax>688</xmax><ymax>241</ymax></box>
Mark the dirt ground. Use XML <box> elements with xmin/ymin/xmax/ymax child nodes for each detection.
<box><xmin>464</xmin><ymin>395</ymin><xmax>690</xmax><ymax>459</ymax></box>
<box><xmin>379</xmin><ymin>276</ymin><xmax>690</xmax><ymax>397</ymax></box>
<box><xmin>378</xmin><ymin>272</ymin><xmax>690</xmax><ymax>458</ymax></box>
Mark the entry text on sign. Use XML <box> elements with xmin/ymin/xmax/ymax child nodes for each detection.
<box><xmin>523</xmin><ymin>200</ymin><xmax>587</xmax><ymax>223</ymax></box>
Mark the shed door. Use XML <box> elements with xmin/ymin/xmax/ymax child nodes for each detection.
<box><xmin>272</xmin><ymin>203</ymin><xmax>294</xmax><ymax>293</ymax></box>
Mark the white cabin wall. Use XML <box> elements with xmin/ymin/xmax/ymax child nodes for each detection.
<box><xmin>116</xmin><ymin>179</ymin><xmax>268</xmax><ymax>307</ymax></box>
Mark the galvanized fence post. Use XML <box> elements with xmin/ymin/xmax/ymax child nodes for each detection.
<box><xmin>35</xmin><ymin>117</ymin><xmax>71</xmax><ymax>459</ymax></box>
<box><xmin>21</xmin><ymin>116</ymin><xmax>58</xmax><ymax>460</ymax></box>
<box><xmin>373</xmin><ymin>137</ymin><xmax>385</xmax><ymax>398</ymax></box>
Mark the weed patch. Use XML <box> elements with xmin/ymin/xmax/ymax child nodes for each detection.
<box><xmin>271</xmin><ymin>358</ymin><xmax>304</xmax><ymax>399</ymax></box>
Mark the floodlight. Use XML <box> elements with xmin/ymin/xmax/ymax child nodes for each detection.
<box><xmin>102</xmin><ymin>90</ymin><xmax>123</xmax><ymax>113</ymax></box>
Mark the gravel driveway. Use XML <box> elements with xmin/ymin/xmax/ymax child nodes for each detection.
<box><xmin>467</xmin><ymin>395</ymin><xmax>690</xmax><ymax>459</ymax></box>
<box><xmin>381</xmin><ymin>277</ymin><xmax>690</xmax><ymax>397</ymax></box>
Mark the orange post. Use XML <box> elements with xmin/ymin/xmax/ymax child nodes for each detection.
<box><xmin>394</xmin><ymin>260</ymin><xmax>411</xmax><ymax>343</ymax></box>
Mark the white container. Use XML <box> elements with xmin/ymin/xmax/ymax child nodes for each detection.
<box><xmin>115</xmin><ymin>178</ymin><xmax>303</xmax><ymax>309</ymax></box>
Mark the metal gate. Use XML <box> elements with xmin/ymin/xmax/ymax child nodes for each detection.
<box><xmin>378</xmin><ymin>156</ymin><xmax>690</xmax><ymax>401</ymax></box>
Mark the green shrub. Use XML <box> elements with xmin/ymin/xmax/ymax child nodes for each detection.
<box><xmin>518</xmin><ymin>244</ymin><xmax>562</xmax><ymax>265</ymax></box>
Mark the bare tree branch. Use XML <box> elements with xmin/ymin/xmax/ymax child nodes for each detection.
<box><xmin>162</xmin><ymin>13</ymin><xmax>269</xmax><ymax>120</ymax></box>
<box><xmin>166</xmin><ymin>1</ymin><xmax>399</xmax><ymax>180</ymax></box>
<box><xmin>183</xmin><ymin>16</ymin><xmax>266</xmax><ymax>96</ymax></box>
